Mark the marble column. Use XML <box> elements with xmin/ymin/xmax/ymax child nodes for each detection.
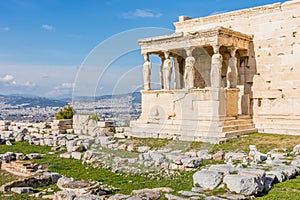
<box><xmin>227</xmin><ymin>47</ymin><xmax>238</xmax><ymax>88</ymax></box>
<box><xmin>142</xmin><ymin>53</ymin><xmax>152</xmax><ymax>90</ymax></box>
<box><xmin>210</xmin><ymin>45</ymin><xmax>223</xmax><ymax>88</ymax></box>
<box><xmin>184</xmin><ymin>47</ymin><xmax>195</xmax><ymax>89</ymax></box>
<box><xmin>159</xmin><ymin>54</ymin><xmax>165</xmax><ymax>89</ymax></box>
<box><xmin>163</xmin><ymin>51</ymin><xmax>172</xmax><ymax>90</ymax></box>
<box><xmin>173</xmin><ymin>56</ymin><xmax>181</xmax><ymax>89</ymax></box>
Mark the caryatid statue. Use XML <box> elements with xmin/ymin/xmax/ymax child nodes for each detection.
<box><xmin>163</xmin><ymin>52</ymin><xmax>173</xmax><ymax>90</ymax></box>
<box><xmin>159</xmin><ymin>54</ymin><xmax>165</xmax><ymax>89</ymax></box>
<box><xmin>210</xmin><ymin>45</ymin><xmax>223</xmax><ymax>88</ymax></box>
<box><xmin>143</xmin><ymin>54</ymin><xmax>152</xmax><ymax>90</ymax></box>
<box><xmin>184</xmin><ymin>48</ymin><xmax>195</xmax><ymax>89</ymax></box>
<box><xmin>227</xmin><ymin>47</ymin><xmax>238</xmax><ymax>88</ymax></box>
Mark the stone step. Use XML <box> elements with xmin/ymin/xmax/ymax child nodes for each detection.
<box><xmin>255</xmin><ymin>122</ymin><xmax>300</xmax><ymax>130</ymax></box>
<box><xmin>257</xmin><ymin>128</ymin><xmax>300</xmax><ymax>135</ymax></box>
<box><xmin>223</xmin><ymin>119</ymin><xmax>254</xmax><ymax>126</ymax></box>
<box><xmin>222</xmin><ymin>123</ymin><xmax>255</xmax><ymax>132</ymax></box>
<box><xmin>129</xmin><ymin>125</ymin><xmax>213</xmax><ymax>135</ymax></box>
<box><xmin>222</xmin><ymin>128</ymin><xmax>258</xmax><ymax>138</ymax></box>
<box><xmin>237</xmin><ymin>115</ymin><xmax>252</xmax><ymax>119</ymax></box>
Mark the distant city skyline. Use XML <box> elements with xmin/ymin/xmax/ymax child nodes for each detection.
<box><xmin>0</xmin><ymin>0</ymin><xmax>288</xmax><ymax>98</ymax></box>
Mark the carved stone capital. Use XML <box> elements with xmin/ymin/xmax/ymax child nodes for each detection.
<box><xmin>212</xmin><ymin>45</ymin><xmax>220</xmax><ymax>54</ymax></box>
<box><xmin>143</xmin><ymin>53</ymin><xmax>149</xmax><ymax>62</ymax></box>
<box><xmin>228</xmin><ymin>46</ymin><xmax>237</xmax><ymax>57</ymax></box>
<box><xmin>185</xmin><ymin>47</ymin><xmax>195</xmax><ymax>57</ymax></box>
<box><xmin>164</xmin><ymin>51</ymin><xmax>170</xmax><ymax>59</ymax></box>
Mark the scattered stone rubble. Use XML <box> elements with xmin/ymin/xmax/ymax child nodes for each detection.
<box><xmin>2</xmin><ymin>119</ymin><xmax>300</xmax><ymax>199</ymax></box>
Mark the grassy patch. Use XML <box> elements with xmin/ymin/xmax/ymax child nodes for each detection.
<box><xmin>0</xmin><ymin>142</ymin><xmax>193</xmax><ymax>195</ymax></box>
<box><xmin>191</xmin><ymin>133</ymin><xmax>300</xmax><ymax>154</ymax></box>
<box><xmin>259</xmin><ymin>176</ymin><xmax>300</xmax><ymax>200</ymax></box>
<box><xmin>0</xmin><ymin>141</ymin><xmax>51</xmax><ymax>154</ymax></box>
<box><xmin>0</xmin><ymin>170</ymin><xmax>19</xmax><ymax>186</ymax></box>
<box><xmin>1</xmin><ymin>133</ymin><xmax>300</xmax><ymax>199</ymax></box>
<box><xmin>126</xmin><ymin>133</ymin><xmax>300</xmax><ymax>154</ymax></box>
<box><xmin>0</xmin><ymin>194</ymin><xmax>38</xmax><ymax>200</ymax></box>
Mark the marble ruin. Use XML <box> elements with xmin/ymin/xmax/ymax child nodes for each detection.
<box><xmin>128</xmin><ymin>0</ymin><xmax>300</xmax><ymax>142</ymax></box>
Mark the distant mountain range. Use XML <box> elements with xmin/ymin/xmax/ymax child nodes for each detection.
<box><xmin>0</xmin><ymin>94</ymin><xmax>68</xmax><ymax>108</ymax></box>
<box><xmin>0</xmin><ymin>92</ymin><xmax>141</xmax><ymax>108</ymax></box>
<box><xmin>68</xmin><ymin>92</ymin><xmax>141</xmax><ymax>104</ymax></box>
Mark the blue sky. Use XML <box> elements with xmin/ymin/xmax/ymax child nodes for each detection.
<box><xmin>0</xmin><ymin>0</ymin><xmax>288</xmax><ymax>98</ymax></box>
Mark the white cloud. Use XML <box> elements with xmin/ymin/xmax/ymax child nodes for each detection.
<box><xmin>0</xmin><ymin>74</ymin><xmax>35</xmax><ymax>88</ymax></box>
<box><xmin>0</xmin><ymin>74</ymin><xmax>14</xmax><ymax>82</ymax></box>
<box><xmin>41</xmin><ymin>24</ymin><xmax>55</xmax><ymax>30</ymax></box>
<box><xmin>122</xmin><ymin>9</ymin><xmax>162</xmax><ymax>19</ymax></box>
<box><xmin>55</xmin><ymin>82</ymin><xmax>75</xmax><ymax>90</ymax></box>
<box><xmin>23</xmin><ymin>81</ymin><xmax>36</xmax><ymax>87</ymax></box>
<box><xmin>0</xmin><ymin>27</ymin><xmax>10</xmax><ymax>31</ymax></box>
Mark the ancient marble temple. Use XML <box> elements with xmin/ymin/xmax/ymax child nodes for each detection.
<box><xmin>128</xmin><ymin>1</ymin><xmax>300</xmax><ymax>142</ymax></box>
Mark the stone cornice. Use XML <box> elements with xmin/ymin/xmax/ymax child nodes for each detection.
<box><xmin>139</xmin><ymin>27</ymin><xmax>253</xmax><ymax>55</ymax></box>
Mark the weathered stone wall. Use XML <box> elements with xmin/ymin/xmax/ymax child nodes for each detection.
<box><xmin>72</xmin><ymin>114</ymin><xmax>114</xmax><ymax>136</ymax></box>
<box><xmin>174</xmin><ymin>0</ymin><xmax>300</xmax><ymax>135</ymax></box>
<box><xmin>51</xmin><ymin>119</ymin><xmax>73</xmax><ymax>134</ymax></box>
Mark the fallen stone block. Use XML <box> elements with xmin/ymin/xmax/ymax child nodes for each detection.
<box><xmin>107</xmin><ymin>194</ymin><xmax>131</xmax><ymax>200</ymax></box>
<box><xmin>74</xmin><ymin>195</ymin><xmax>104</xmax><ymax>200</ymax></box>
<box><xmin>197</xmin><ymin>150</ymin><xmax>212</xmax><ymax>160</ymax></box>
<box><xmin>293</xmin><ymin>144</ymin><xmax>300</xmax><ymax>154</ymax></box>
<box><xmin>181</xmin><ymin>157</ymin><xmax>202</xmax><ymax>168</ymax></box>
<box><xmin>212</xmin><ymin>150</ymin><xmax>225</xmax><ymax>161</ymax></box>
<box><xmin>137</xmin><ymin>146</ymin><xmax>151</xmax><ymax>153</ymax></box>
<box><xmin>11</xmin><ymin>187</ymin><xmax>33</xmax><ymax>194</ymax></box>
<box><xmin>54</xmin><ymin>190</ymin><xmax>76</xmax><ymax>200</ymax></box>
<box><xmin>131</xmin><ymin>188</ymin><xmax>160</xmax><ymax>200</ymax></box>
<box><xmin>60</xmin><ymin>152</ymin><xmax>72</xmax><ymax>159</ymax></box>
<box><xmin>193</xmin><ymin>170</ymin><xmax>223</xmax><ymax>190</ymax></box>
<box><xmin>208</xmin><ymin>164</ymin><xmax>237</xmax><ymax>175</ymax></box>
<box><xmin>26</xmin><ymin>153</ymin><xmax>41</xmax><ymax>160</ymax></box>
<box><xmin>71</xmin><ymin>152</ymin><xmax>82</xmax><ymax>160</ymax></box>
<box><xmin>223</xmin><ymin>174</ymin><xmax>264</xmax><ymax>196</ymax></box>
<box><xmin>225</xmin><ymin>152</ymin><xmax>246</xmax><ymax>161</ymax></box>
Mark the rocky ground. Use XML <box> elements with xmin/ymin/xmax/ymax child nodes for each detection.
<box><xmin>1</xmin><ymin>129</ymin><xmax>300</xmax><ymax>199</ymax></box>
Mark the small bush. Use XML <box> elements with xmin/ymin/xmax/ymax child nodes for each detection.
<box><xmin>55</xmin><ymin>106</ymin><xmax>74</xmax><ymax>120</ymax></box>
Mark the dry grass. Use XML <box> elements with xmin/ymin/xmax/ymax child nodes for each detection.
<box><xmin>211</xmin><ymin>133</ymin><xmax>300</xmax><ymax>153</ymax></box>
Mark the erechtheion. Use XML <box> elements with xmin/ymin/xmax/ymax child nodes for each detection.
<box><xmin>128</xmin><ymin>0</ymin><xmax>300</xmax><ymax>143</ymax></box>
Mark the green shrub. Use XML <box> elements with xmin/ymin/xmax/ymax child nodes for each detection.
<box><xmin>55</xmin><ymin>106</ymin><xmax>74</xmax><ymax>120</ymax></box>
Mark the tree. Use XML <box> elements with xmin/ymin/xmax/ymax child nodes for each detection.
<box><xmin>55</xmin><ymin>105</ymin><xmax>74</xmax><ymax>120</ymax></box>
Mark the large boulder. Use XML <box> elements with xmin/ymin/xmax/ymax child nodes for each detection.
<box><xmin>223</xmin><ymin>174</ymin><xmax>264</xmax><ymax>196</ymax></box>
<box><xmin>193</xmin><ymin>170</ymin><xmax>223</xmax><ymax>190</ymax></box>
